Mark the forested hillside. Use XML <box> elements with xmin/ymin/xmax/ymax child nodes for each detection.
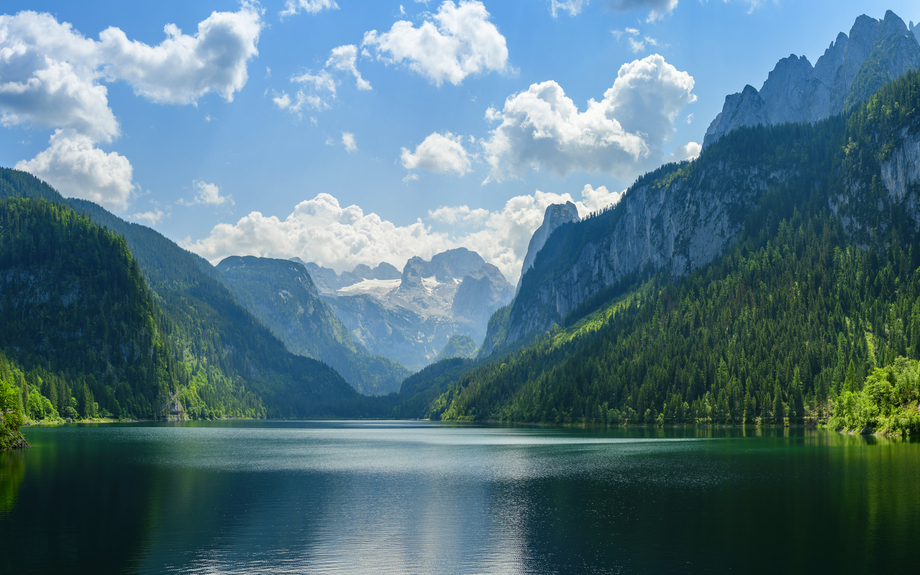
<box><xmin>217</xmin><ymin>256</ymin><xmax>410</xmax><ymax>396</ymax></box>
<box><xmin>0</xmin><ymin>172</ymin><xmax>373</xmax><ymax>419</ymax></box>
<box><xmin>409</xmin><ymin>70</ymin><xmax>920</xmax><ymax>428</ymax></box>
<box><xmin>0</xmin><ymin>198</ymin><xmax>184</xmax><ymax>420</ymax></box>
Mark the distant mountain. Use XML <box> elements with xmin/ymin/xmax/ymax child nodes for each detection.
<box><xmin>433</xmin><ymin>335</ymin><xmax>478</xmax><ymax>362</ymax></box>
<box><xmin>704</xmin><ymin>10</ymin><xmax>920</xmax><ymax>148</ymax></box>
<box><xmin>298</xmin><ymin>248</ymin><xmax>514</xmax><ymax>371</ymax></box>
<box><xmin>216</xmin><ymin>256</ymin><xmax>410</xmax><ymax>395</ymax></box>
<box><xmin>0</xmin><ymin>168</ymin><xmax>370</xmax><ymax>419</ymax></box>
<box><xmin>516</xmin><ymin>202</ymin><xmax>580</xmax><ymax>293</ymax></box>
<box><xmin>292</xmin><ymin>258</ymin><xmax>401</xmax><ymax>294</ymax></box>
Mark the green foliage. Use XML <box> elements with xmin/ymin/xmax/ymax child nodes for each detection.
<box><xmin>0</xmin><ymin>198</ymin><xmax>178</xmax><ymax>420</ymax></box>
<box><xmin>0</xmin><ymin>170</ymin><xmax>370</xmax><ymax>418</ymax></box>
<box><xmin>409</xmin><ymin>70</ymin><xmax>920</xmax><ymax>427</ymax></box>
<box><xmin>829</xmin><ymin>357</ymin><xmax>920</xmax><ymax>435</ymax></box>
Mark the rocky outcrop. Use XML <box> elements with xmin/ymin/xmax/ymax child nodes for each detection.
<box><xmin>517</xmin><ymin>202</ymin><xmax>580</xmax><ymax>293</ymax></box>
<box><xmin>452</xmin><ymin>264</ymin><xmax>514</xmax><ymax>325</ymax></box>
<box><xmin>480</xmin><ymin>162</ymin><xmax>793</xmax><ymax>357</ymax></box>
<box><xmin>880</xmin><ymin>125</ymin><xmax>920</xmax><ymax>231</ymax></box>
<box><xmin>704</xmin><ymin>11</ymin><xmax>920</xmax><ymax>148</ymax></box>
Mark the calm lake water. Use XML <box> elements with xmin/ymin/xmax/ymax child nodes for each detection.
<box><xmin>1</xmin><ymin>421</ymin><xmax>918</xmax><ymax>574</ymax></box>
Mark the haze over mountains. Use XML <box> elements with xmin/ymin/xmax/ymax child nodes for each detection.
<box><xmin>290</xmin><ymin>248</ymin><xmax>514</xmax><ymax>371</ymax></box>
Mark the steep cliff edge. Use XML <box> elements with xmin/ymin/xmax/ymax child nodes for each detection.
<box><xmin>481</xmin><ymin>71</ymin><xmax>920</xmax><ymax>359</ymax></box>
<box><xmin>704</xmin><ymin>10</ymin><xmax>920</xmax><ymax>148</ymax></box>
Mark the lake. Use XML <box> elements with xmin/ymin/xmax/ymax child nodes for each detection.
<box><xmin>1</xmin><ymin>421</ymin><xmax>917</xmax><ymax>574</ymax></box>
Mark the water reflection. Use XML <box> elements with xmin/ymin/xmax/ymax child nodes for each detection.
<box><xmin>1</xmin><ymin>422</ymin><xmax>917</xmax><ymax>574</ymax></box>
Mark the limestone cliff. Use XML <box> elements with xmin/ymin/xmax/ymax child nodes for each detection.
<box><xmin>704</xmin><ymin>11</ymin><xmax>920</xmax><ymax>148</ymax></box>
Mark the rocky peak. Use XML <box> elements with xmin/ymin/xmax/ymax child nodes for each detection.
<box><xmin>705</xmin><ymin>10</ymin><xmax>920</xmax><ymax>148</ymax></box>
<box><xmin>452</xmin><ymin>264</ymin><xmax>514</xmax><ymax>325</ymax></box>
<box><xmin>912</xmin><ymin>20</ymin><xmax>918</xmax><ymax>43</ymax></box>
<box><xmin>703</xmin><ymin>85</ymin><xmax>768</xmax><ymax>149</ymax></box>
<box><xmin>759</xmin><ymin>54</ymin><xmax>813</xmax><ymax>125</ymax></box>
<box><xmin>517</xmin><ymin>201</ymin><xmax>580</xmax><ymax>293</ymax></box>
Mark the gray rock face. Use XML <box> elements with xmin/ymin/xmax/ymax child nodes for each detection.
<box><xmin>912</xmin><ymin>21</ymin><xmax>918</xmax><ymax>43</ymax></box>
<box><xmin>703</xmin><ymin>85</ymin><xmax>770</xmax><ymax>148</ymax></box>
<box><xmin>704</xmin><ymin>10</ymin><xmax>920</xmax><ymax>148</ymax></box>
<box><xmin>453</xmin><ymin>264</ymin><xmax>514</xmax><ymax>325</ymax></box>
<box><xmin>880</xmin><ymin>126</ymin><xmax>920</xmax><ymax>232</ymax></box>
<box><xmin>480</xmin><ymin>161</ymin><xmax>792</xmax><ymax>357</ymax></box>
<box><xmin>517</xmin><ymin>202</ymin><xmax>580</xmax><ymax>293</ymax></box>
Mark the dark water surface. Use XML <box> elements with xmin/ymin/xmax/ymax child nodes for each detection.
<box><xmin>1</xmin><ymin>421</ymin><xmax>917</xmax><ymax>574</ymax></box>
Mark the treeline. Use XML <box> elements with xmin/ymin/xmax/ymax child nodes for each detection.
<box><xmin>420</xmin><ymin>71</ymin><xmax>920</xmax><ymax>428</ymax></box>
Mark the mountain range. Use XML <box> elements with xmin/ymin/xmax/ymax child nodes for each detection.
<box><xmin>2</xmin><ymin>9</ymin><xmax>920</xmax><ymax>436</ymax></box>
<box><xmin>704</xmin><ymin>10</ymin><xmax>920</xmax><ymax>148</ymax></box>
<box><xmin>292</xmin><ymin>248</ymin><xmax>513</xmax><ymax>371</ymax></box>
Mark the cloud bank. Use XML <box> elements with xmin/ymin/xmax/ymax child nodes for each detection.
<box><xmin>482</xmin><ymin>54</ymin><xmax>695</xmax><ymax>183</ymax></box>
<box><xmin>184</xmin><ymin>185</ymin><xmax>623</xmax><ymax>282</ymax></box>
<box><xmin>0</xmin><ymin>5</ymin><xmax>262</xmax><ymax>211</ymax></box>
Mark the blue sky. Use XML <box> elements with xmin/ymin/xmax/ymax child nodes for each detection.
<box><xmin>1</xmin><ymin>0</ymin><xmax>917</xmax><ymax>281</ymax></box>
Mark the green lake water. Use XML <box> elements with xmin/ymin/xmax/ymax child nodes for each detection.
<box><xmin>1</xmin><ymin>421</ymin><xmax>917</xmax><ymax>574</ymax></box>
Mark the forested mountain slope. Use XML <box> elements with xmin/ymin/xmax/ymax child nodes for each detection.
<box><xmin>410</xmin><ymin>70</ymin><xmax>920</xmax><ymax>426</ymax></box>
<box><xmin>0</xmin><ymin>171</ymin><xmax>368</xmax><ymax>418</ymax></box>
<box><xmin>217</xmin><ymin>256</ymin><xmax>410</xmax><ymax>396</ymax></box>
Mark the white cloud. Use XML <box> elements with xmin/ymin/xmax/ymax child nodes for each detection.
<box><xmin>400</xmin><ymin>132</ymin><xmax>472</xmax><ymax>176</ymax></box>
<box><xmin>15</xmin><ymin>130</ymin><xmax>135</xmax><ymax>211</ymax></box>
<box><xmin>131</xmin><ymin>209</ymin><xmax>167</xmax><ymax>225</ymax></box>
<box><xmin>185</xmin><ymin>185</ymin><xmax>624</xmax><ymax>283</ymax></box>
<box><xmin>612</xmin><ymin>28</ymin><xmax>660</xmax><ymax>53</ymax></box>
<box><xmin>669</xmin><ymin>141</ymin><xmax>701</xmax><ymax>162</ymax></box>
<box><xmin>184</xmin><ymin>193</ymin><xmax>455</xmax><ymax>273</ymax></box>
<box><xmin>0</xmin><ymin>12</ymin><xmax>118</xmax><ymax>141</ymax></box>
<box><xmin>362</xmin><ymin>0</ymin><xmax>509</xmax><ymax>86</ymax></box>
<box><xmin>606</xmin><ymin>0</ymin><xmax>678</xmax><ymax>21</ymax></box>
<box><xmin>551</xmin><ymin>1</ymin><xmax>590</xmax><ymax>17</ymax></box>
<box><xmin>481</xmin><ymin>54</ymin><xmax>695</xmax><ymax>183</ymax></box>
<box><xmin>326</xmin><ymin>45</ymin><xmax>372</xmax><ymax>91</ymax></box>
<box><xmin>276</xmin><ymin>46</ymin><xmax>371</xmax><ymax>116</ymax></box>
<box><xmin>342</xmin><ymin>132</ymin><xmax>357</xmax><ymax>152</ymax></box>
<box><xmin>97</xmin><ymin>3</ymin><xmax>263</xmax><ymax>105</ymax></box>
<box><xmin>280</xmin><ymin>0</ymin><xmax>340</xmax><ymax>19</ymax></box>
<box><xmin>1</xmin><ymin>6</ymin><xmax>263</xmax><ymax>211</ymax></box>
<box><xmin>178</xmin><ymin>180</ymin><xmax>234</xmax><ymax>206</ymax></box>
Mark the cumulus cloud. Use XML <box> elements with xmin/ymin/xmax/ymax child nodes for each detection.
<box><xmin>362</xmin><ymin>0</ymin><xmax>509</xmax><ymax>86</ymax></box>
<box><xmin>1</xmin><ymin>6</ymin><xmax>263</xmax><ymax>211</ymax></box>
<box><xmin>342</xmin><ymin>132</ymin><xmax>358</xmax><ymax>152</ymax></box>
<box><xmin>15</xmin><ymin>130</ymin><xmax>135</xmax><ymax>211</ymax></box>
<box><xmin>669</xmin><ymin>141</ymin><xmax>701</xmax><ymax>162</ymax></box>
<box><xmin>400</xmin><ymin>132</ymin><xmax>472</xmax><ymax>176</ymax></box>
<box><xmin>550</xmin><ymin>1</ymin><xmax>590</xmax><ymax>17</ymax></box>
<box><xmin>184</xmin><ymin>193</ymin><xmax>455</xmax><ymax>273</ymax></box>
<box><xmin>481</xmin><ymin>54</ymin><xmax>695</xmax><ymax>183</ymax></box>
<box><xmin>185</xmin><ymin>184</ymin><xmax>624</xmax><ymax>282</ymax></box>
<box><xmin>97</xmin><ymin>3</ymin><xmax>263</xmax><ymax>105</ymax></box>
<box><xmin>326</xmin><ymin>45</ymin><xmax>372</xmax><ymax>91</ymax></box>
<box><xmin>0</xmin><ymin>12</ymin><xmax>117</xmax><ymax>141</ymax></box>
<box><xmin>280</xmin><ymin>0</ymin><xmax>340</xmax><ymax>19</ymax></box>
<box><xmin>178</xmin><ymin>180</ymin><xmax>234</xmax><ymax>206</ymax></box>
<box><xmin>131</xmin><ymin>209</ymin><xmax>167</xmax><ymax>225</ymax></box>
<box><xmin>606</xmin><ymin>0</ymin><xmax>678</xmax><ymax>21</ymax></box>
